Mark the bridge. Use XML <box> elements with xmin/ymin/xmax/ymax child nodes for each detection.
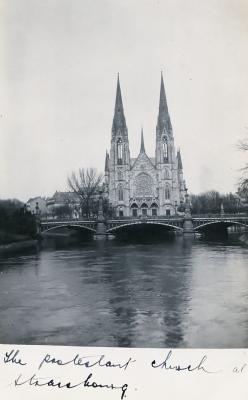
<box><xmin>40</xmin><ymin>214</ymin><xmax>248</xmax><ymax>237</ymax></box>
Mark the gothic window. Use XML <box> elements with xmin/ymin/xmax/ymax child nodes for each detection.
<box><xmin>134</xmin><ymin>173</ymin><xmax>153</xmax><ymax>197</ymax></box>
<box><xmin>162</xmin><ymin>136</ymin><xmax>168</xmax><ymax>163</ymax></box>
<box><xmin>118</xmin><ymin>185</ymin><xmax>123</xmax><ymax>201</ymax></box>
<box><xmin>164</xmin><ymin>168</ymin><xmax>169</xmax><ymax>179</ymax></box>
<box><xmin>165</xmin><ymin>183</ymin><xmax>170</xmax><ymax>200</ymax></box>
<box><xmin>117</xmin><ymin>138</ymin><xmax>123</xmax><ymax>165</ymax></box>
<box><xmin>117</xmin><ymin>170</ymin><xmax>123</xmax><ymax>180</ymax></box>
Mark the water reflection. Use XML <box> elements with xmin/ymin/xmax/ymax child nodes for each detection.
<box><xmin>0</xmin><ymin>235</ymin><xmax>247</xmax><ymax>347</ymax></box>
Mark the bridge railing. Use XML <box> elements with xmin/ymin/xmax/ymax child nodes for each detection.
<box><xmin>191</xmin><ymin>212</ymin><xmax>248</xmax><ymax>218</ymax></box>
<box><xmin>40</xmin><ymin>212</ymin><xmax>248</xmax><ymax>224</ymax></box>
<box><xmin>192</xmin><ymin>215</ymin><xmax>248</xmax><ymax>220</ymax></box>
<box><xmin>40</xmin><ymin>219</ymin><xmax>97</xmax><ymax>224</ymax></box>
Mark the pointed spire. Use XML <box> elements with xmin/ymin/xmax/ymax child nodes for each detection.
<box><xmin>105</xmin><ymin>150</ymin><xmax>109</xmax><ymax>171</ymax></box>
<box><xmin>112</xmin><ymin>74</ymin><xmax>127</xmax><ymax>134</ymax></box>
<box><xmin>157</xmin><ymin>72</ymin><xmax>172</xmax><ymax>134</ymax></box>
<box><xmin>140</xmin><ymin>126</ymin><xmax>145</xmax><ymax>153</ymax></box>
<box><xmin>177</xmin><ymin>149</ymin><xmax>183</xmax><ymax>169</ymax></box>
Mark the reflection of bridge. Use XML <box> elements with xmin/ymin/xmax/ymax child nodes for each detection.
<box><xmin>40</xmin><ymin>214</ymin><xmax>248</xmax><ymax>237</ymax></box>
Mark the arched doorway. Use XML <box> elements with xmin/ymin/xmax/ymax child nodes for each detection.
<box><xmin>141</xmin><ymin>203</ymin><xmax>148</xmax><ymax>216</ymax></box>
<box><xmin>131</xmin><ymin>203</ymin><xmax>138</xmax><ymax>217</ymax></box>
<box><xmin>151</xmin><ymin>202</ymin><xmax>158</xmax><ymax>217</ymax></box>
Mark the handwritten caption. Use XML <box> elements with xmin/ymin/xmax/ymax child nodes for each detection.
<box><xmin>1</xmin><ymin>348</ymin><xmax>248</xmax><ymax>399</ymax></box>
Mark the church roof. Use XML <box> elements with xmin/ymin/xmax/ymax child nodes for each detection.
<box><xmin>130</xmin><ymin>156</ymin><xmax>155</xmax><ymax>168</ymax></box>
<box><xmin>130</xmin><ymin>158</ymin><xmax>136</xmax><ymax>167</ymax></box>
<box><xmin>51</xmin><ymin>191</ymin><xmax>80</xmax><ymax>203</ymax></box>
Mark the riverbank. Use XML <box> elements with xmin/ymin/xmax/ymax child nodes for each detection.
<box><xmin>0</xmin><ymin>239</ymin><xmax>38</xmax><ymax>255</ymax></box>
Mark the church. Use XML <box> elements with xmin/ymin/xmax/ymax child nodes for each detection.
<box><xmin>104</xmin><ymin>74</ymin><xmax>186</xmax><ymax>217</ymax></box>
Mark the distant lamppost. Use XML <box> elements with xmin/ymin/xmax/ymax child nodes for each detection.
<box><xmin>184</xmin><ymin>187</ymin><xmax>191</xmax><ymax>217</ymax></box>
<box><xmin>98</xmin><ymin>190</ymin><xmax>104</xmax><ymax>221</ymax></box>
<box><xmin>235</xmin><ymin>195</ymin><xmax>240</xmax><ymax>214</ymax></box>
<box><xmin>220</xmin><ymin>200</ymin><xmax>225</xmax><ymax>216</ymax></box>
<box><xmin>174</xmin><ymin>200</ymin><xmax>178</xmax><ymax>215</ymax></box>
<box><xmin>35</xmin><ymin>202</ymin><xmax>40</xmax><ymax>217</ymax></box>
<box><xmin>35</xmin><ymin>202</ymin><xmax>41</xmax><ymax>235</ymax></box>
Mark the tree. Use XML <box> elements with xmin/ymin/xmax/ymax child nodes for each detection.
<box><xmin>0</xmin><ymin>199</ymin><xmax>36</xmax><ymax>243</ymax></box>
<box><xmin>237</xmin><ymin>138</ymin><xmax>248</xmax><ymax>200</ymax></box>
<box><xmin>190</xmin><ymin>191</ymin><xmax>239</xmax><ymax>215</ymax></box>
<box><xmin>67</xmin><ymin>168</ymin><xmax>103</xmax><ymax>218</ymax></box>
<box><xmin>53</xmin><ymin>204</ymin><xmax>71</xmax><ymax>219</ymax></box>
<box><xmin>190</xmin><ymin>191</ymin><xmax>221</xmax><ymax>214</ymax></box>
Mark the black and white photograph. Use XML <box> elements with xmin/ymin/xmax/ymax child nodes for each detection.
<box><xmin>1</xmin><ymin>0</ymin><xmax>248</xmax><ymax>351</ymax></box>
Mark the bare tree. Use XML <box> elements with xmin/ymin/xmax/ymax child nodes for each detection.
<box><xmin>237</xmin><ymin>138</ymin><xmax>248</xmax><ymax>199</ymax></box>
<box><xmin>67</xmin><ymin>168</ymin><xmax>103</xmax><ymax>218</ymax></box>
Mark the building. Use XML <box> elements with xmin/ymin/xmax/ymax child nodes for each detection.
<box><xmin>104</xmin><ymin>74</ymin><xmax>186</xmax><ymax>217</ymax></box>
<box><xmin>46</xmin><ymin>191</ymin><xmax>81</xmax><ymax>219</ymax></box>
<box><xmin>26</xmin><ymin>196</ymin><xmax>47</xmax><ymax>216</ymax></box>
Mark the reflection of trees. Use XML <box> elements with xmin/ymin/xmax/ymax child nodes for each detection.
<box><xmin>99</xmin><ymin>244</ymin><xmax>137</xmax><ymax>347</ymax></box>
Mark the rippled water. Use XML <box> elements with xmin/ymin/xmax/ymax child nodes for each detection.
<box><xmin>0</xmin><ymin>235</ymin><xmax>248</xmax><ymax>347</ymax></box>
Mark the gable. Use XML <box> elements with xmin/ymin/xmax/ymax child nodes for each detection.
<box><xmin>131</xmin><ymin>152</ymin><xmax>155</xmax><ymax>172</ymax></box>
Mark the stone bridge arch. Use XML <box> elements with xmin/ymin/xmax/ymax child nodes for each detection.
<box><xmin>41</xmin><ymin>223</ymin><xmax>97</xmax><ymax>235</ymax></box>
<box><xmin>106</xmin><ymin>220</ymin><xmax>183</xmax><ymax>234</ymax></box>
<box><xmin>194</xmin><ymin>220</ymin><xmax>248</xmax><ymax>232</ymax></box>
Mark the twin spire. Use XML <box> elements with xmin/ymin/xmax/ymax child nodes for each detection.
<box><xmin>112</xmin><ymin>72</ymin><xmax>172</xmax><ymax>139</ymax></box>
<box><xmin>112</xmin><ymin>73</ymin><xmax>127</xmax><ymax>133</ymax></box>
<box><xmin>157</xmin><ymin>72</ymin><xmax>172</xmax><ymax>133</ymax></box>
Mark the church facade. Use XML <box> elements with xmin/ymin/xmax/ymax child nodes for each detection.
<box><xmin>104</xmin><ymin>74</ymin><xmax>186</xmax><ymax>217</ymax></box>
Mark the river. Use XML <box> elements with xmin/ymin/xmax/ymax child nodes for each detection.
<box><xmin>0</xmin><ymin>235</ymin><xmax>247</xmax><ymax>348</ymax></box>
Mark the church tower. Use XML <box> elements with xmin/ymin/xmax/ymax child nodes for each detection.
<box><xmin>155</xmin><ymin>73</ymin><xmax>184</xmax><ymax>215</ymax></box>
<box><xmin>108</xmin><ymin>75</ymin><xmax>131</xmax><ymax>216</ymax></box>
<box><xmin>155</xmin><ymin>73</ymin><xmax>173</xmax><ymax>164</ymax></box>
<box><xmin>105</xmin><ymin>73</ymin><xmax>186</xmax><ymax>217</ymax></box>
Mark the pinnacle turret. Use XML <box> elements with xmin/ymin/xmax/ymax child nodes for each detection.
<box><xmin>177</xmin><ymin>149</ymin><xmax>183</xmax><ymax>169</ymax></box>
<box><xmin>105</xmin><ymin>150</ymin><xmax>110</xmax><ymax>171</ymax></box>
<box><xmin>157</xmin><ymin>72</ymin><xmax>172</xmax><ymax>134</ymax></box>
<box><xmin>112</xmin><ymin>74</ymin><xmax>127</xmax><ymax>134</ymax></box>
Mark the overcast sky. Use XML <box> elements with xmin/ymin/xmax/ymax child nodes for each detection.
<box><xmin>1</xmin><ymin>0</ymin><xmax>248</xmax><ymax>202</ymax></box>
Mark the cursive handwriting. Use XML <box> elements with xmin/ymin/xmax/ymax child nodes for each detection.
<box><xmin>15</xmin><ymin>372</ymin><xmax>128</xmax><ymax>399</ymax></box>
<box><xmin>151</xmin><ymin>350</ymin><xmax>220</xmax><ymax>373</ymax></box>
<box><xmin>4</xmin><ymin>349</ymin><xmax>27</xmax><ymax>366</ymax></box>
<box><xmin>38</xmin><ymin>353</ymin><xmax>135</xmax><ymax>371</ymax></box>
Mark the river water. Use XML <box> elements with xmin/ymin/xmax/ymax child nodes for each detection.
<box><xmin>0</xmin><ymin>235</ymin><xmax>248</xmax><ymax>348</ymax></box>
